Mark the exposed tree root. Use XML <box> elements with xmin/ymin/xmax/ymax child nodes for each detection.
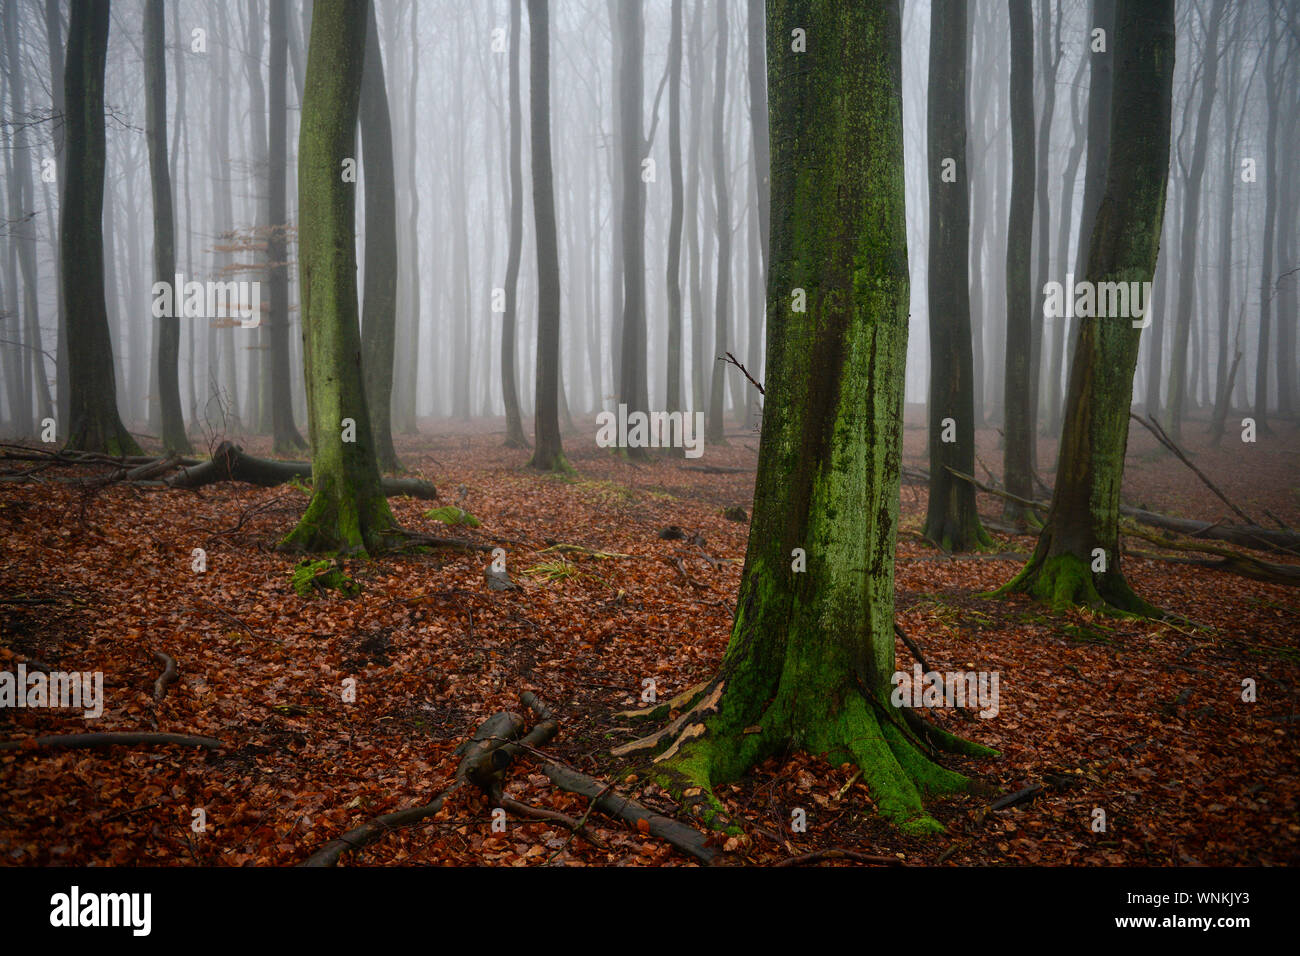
<box><xmin>619</xmin><ymin>676</ymin><xmax>990</xmax><ymax>837</ymax></box>
<box><xmin>169</xmin><ymin>441</ymin><xmax>437</xmax><ymax>499</ymax></box>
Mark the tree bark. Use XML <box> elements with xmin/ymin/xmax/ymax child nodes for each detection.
<box><xmin>1002</xmin><ymin>0</ymin><xmax>1035</xmax><ymax>524</ymax></box>
<box><xmin>623</xmin><ymin>0</ymin><xmax>991</xmax><ymax>836</ymax></box>
<box><xmin>359</xmin><ymin>2</ymin><xmax>399</xmax><ymax>472</ymax></box>
<box><xmin>501</xmin><ymin>0</ymin><xmax>528</xmax><ymax>448</ymax></box>
<box><xmin>706</xmin><ymin>0</ymin><xmax>730</xmax><ymax>445</ymax></box>
<box><xmin>281</xmin><ymin>0</ymin><xmax>399</xmax><ymax>555</ymax></box>
<box><xmin>525</xmin><ymin>0</ymin><xmax>567</xmax><ymax>473</ymax></box>
<box><xmin>1001</xmin><ymin>0</ymin><xmax>1175</xmax><ymax>613</ymax></box>
<box><xmin>62</xmin><ymin>0</ymin><xmax>141</xmax><ymax>456</ymax></box>
<box><xmin>924</xmin><ymin>0</ymin><xmax>988</xmax><ymax>552</ymax></box>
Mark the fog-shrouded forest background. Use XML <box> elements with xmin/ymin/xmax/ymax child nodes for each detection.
<box><xmin>1</xmin><ymin>0</ymin><xmax>1295</xmax><ymax>442</ymax></box>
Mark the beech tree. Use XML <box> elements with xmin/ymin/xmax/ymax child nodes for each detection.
<box><xmin>525</xmin><ymin>0</ymin><xmax>568</xmax><ymax>473</ymax></box>
<box><xmin>359</xmin><ymin>1</ymin><xmax>400</xmax><ymax>473</ymax></box>
<box><xmin>62</xmin><ymin>0</ymin><xmax>140</xmax><ymax>456</ymax></box>
<box><xmin>281</xmin><ymin>0</ymin><xmax>398</xmax><ymax>555</ymax></box>
<box><xmin>618</xmin><ymin>0</ymin><xmax>992</xmax><ymax>835</ymax></box>
<box><xmin>143</xmin><ymin>0</ymin><xmax>189</xmax><ymax>453</ymax></box>
<box><xmin>501</xmin><ymin>0</ymin><xmax>528</xmax><ymax>448</ymax></box>
<box><xmin>1001</xmin><ymin>0</ymin><xmax>1175</xmax><ymax>613</ymax></box>
<box><xmin>1002</xmin><ymin>0</ymin><xmax>1035</xmax><ymax>526</ymax></box>
<box><xmin>923</xmin><ymin>0</ymin><xmax>988</xmax><ymax>552</ymax></box>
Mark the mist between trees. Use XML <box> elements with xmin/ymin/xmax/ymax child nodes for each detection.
<box><xmin>0</xmin><ymin>0</ymin><xmax>1294</xmax><ymax>456</ymax></box>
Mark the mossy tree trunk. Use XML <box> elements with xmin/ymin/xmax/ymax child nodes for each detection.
<box><xmin>1000</xmin><ymin>0</ymin><xmax>1174</xmax><ymax>613</ymax></box>
<box><xmin>621</xmin><ymin>0</ymin><xmax>992</xmax><ymax>836</ymax></box>
<box><xmin>924</xmin><ymin>0</ymin><xmax>989</xmax><ymax>552</ymax></box>
<box><xmin>526</xmin><ymin>0</ymin><xmax>568</xmax><ymax>474</ymax></box>
<box><xmin>1002</xmin><ymin>0</ymin><xmax>1035</xmax><ymax>526</ymax></box>
<box><xmin>281</xmin><ymin>0</ymin><xmax>398</xmax><ymax>556</ymax></box>
<box><xmin>501</xmin><ymin>0</ymin><xmax>529</xmax><ymax>449</ymax></box>
<box><xmin>62</xmin><ymin>0</ymin><xmax>141</xmax><ymax>457</ymax></box>
<box><xmin>359</xmin><ymin>1</ymin><xmax>399</xmax><ymax>473</ymax></box>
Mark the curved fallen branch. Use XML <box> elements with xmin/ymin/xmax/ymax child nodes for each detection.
<box><xmin>0</xmin><ymin>732</ymin><xmax>221</xmax><ymax>752</ymax></box>
<box><xmin>152</xmin><ymin>651</ymin><xmax>177</xmax><ymax>701</ymax></box>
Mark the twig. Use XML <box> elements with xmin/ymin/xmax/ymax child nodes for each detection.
<box><xmin>719</xmin><ymin>351</ymin><xmax>765</xmax><ymax>395</ymax></box>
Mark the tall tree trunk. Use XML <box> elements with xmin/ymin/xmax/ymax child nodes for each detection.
<box><xmin>1001</xmin><ymin>0</ymin><xmax>1175</xmax><ymax>613</ymax></box>
<box><xmin>625</xmin><ymin>0</ymin><xmax>990</xmax><ymax>836</ymax></box>
<box><xmin>1003</xmin><ymin>0</ymin><xmax>1035</xmax><ymax>524</ymax></box>
<box><xmin>358</xmin><ymin>1</ymin><xmax>399</xmax><ymax>471</ymax></box>
<box><xmin>1252</xmin><ymin>16</ymin><xmax>1281</xmax><ymax>432</ymax></box>
<box><xmin>144</xmin><ymin>0</ymin><xmax>190</xmax><ymax>452</ymax></box>
<box><xmin>281</xmin><ymin>0</ymin><xmax>398</xmax><ymax>555</ymax></box>
<box><xmin>665</xmin><ymin>0</ymin><xmax>684</xmax><ymax>416</ymax></box>
<box><xmin>501</xmin><ymin>0</ymin><xmax>528</xmax><ymax>447</ymax></box>
<box><xmin>924</xmin><ymin>0</ymin><xmax>988</xmax><ymax>551</ymax></box>
<box><xmin>45</xmin><ymin>0</ymin><xmax>70</xmax><ymax>430</ymax></box>
<box><xmin>744</xmin><ymin>0</ymin><xmax>769</xmax><ymax>431</ymax></box>
<box><xmin>62</xmin><ymin>0</ymin><xmax>141</xmax><ymax>455</ymax></box>
<box><xmin>266</xmin><ymin>0</ymin><xmax>306</xmax><ymax>452</ymax></box>
<box><xmin>616</xmin><ymin>0</ymin><xmax>648</xmax><ymax>456</ymax></box>
<box><xmin>706</xmin><ymin>0</ymin><xmax>730</xmax><ymax>444</ymax></box>
<box><xmin>526</xmin><ymin>0</ymin><xmax>567</xmax><ymax>473</ymax></box>
<box><xmin>3</xmin><ymin>0</ymin><xmax>54</xmax><ymax>432</ymax></box>
<box><xmin>685</xmin><ymin>0</ymin><xmax>705</xmax><ymax>414</ymax></box>
<box><xmin>1167</xmin><ymin>0</ymin><xmax>1227</xmax><ymax>438</ymax></box>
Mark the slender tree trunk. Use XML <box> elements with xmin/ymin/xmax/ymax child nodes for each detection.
<box><xmin>1167</xmin><ymin>0</ymin><xmax>1226</xmax><ymax>438</ymax></box>
<box><xmin>358</xmin><ymin>2</ymin><xmax>399</xmax><ymax>471</ymax></box>
<box><xmin>264</xmin><ymin>0</ymin><xmax>306</xmax><ymax>452</ymax></box>
<box><xmin>526</xmin><ymin>0</ymin><xmax>567</xmax><ymax>473</ymax></box>
<box><xmin>706</xmin><ymin>0</ymin><xmax>730</xmax><ymax>444</ymax></box>
<box><xmin>1253</xmin><ymin>17</ymin><xmax>1281</xmax><ymax>432</ymax></box>
<box><xmin>45</xmin><ymin>0</ymin><xmax>69</xmax><ymax>430</ymax></box>
<box><xmin>1003</xmin><ymin>0</ymin><xmax>1035</xmax><ymax>524</ymax></box>
<box><xmin>665</xmin><ymin>0</ymin><xmax>684</xmax><ymax>416</ymax></box>
<box><xmin>62</xmin><ymin>0</ymin><xmax>141</xmax><ymax>455</ymax></box>
<box><xmin>924</xmin><ymin>0</ymin><xmax>988</xmax><ymax>551</ymax></box>
<box><xmin>143</xmin><ymin>0</ymin><xmax>190</xmax><ymax>452</ymax></box>
<box><xmin>501</xmin><ymin>0</ymin><xmax>528</xmax><ymax>447</ymax></box>
<box><xmin>1002</xmin><ymin>0</ymin><xmax>1175</xmax><ymax>613</ymax></box>
<box><xmin>616</xmin><ymin>0</ymin><xmax>649</xmax><ymax>455</ymax></box>
<box><xmin>282</xmin><ymin>0</ymin><xmax>398</xmax><ymax>555</ymax></box>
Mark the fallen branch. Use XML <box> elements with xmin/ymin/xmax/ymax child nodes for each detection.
<box><xmin>0</xmin><ymin>732</ymin><xmax>221</xmax><ymax>752</ymax></box>
<box><xmin>152</xmin><ymin>650</ymin><xmax>177</xmax><ymax>701</ymax></box>
<box><xmin>775</xmin><ymin>848</ymin><xmax>904</xmax><ymax>867</ymax></box>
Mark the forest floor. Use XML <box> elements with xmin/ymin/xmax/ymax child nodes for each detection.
<box><xmin>1</xmin><ymin>413</ymin><xmax>1297</xmax><ymax>866</ymax></box>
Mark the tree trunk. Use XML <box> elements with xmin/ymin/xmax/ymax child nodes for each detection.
<box><xmin>143</xmin><ymin>0</ymin><xmax>191</xmax><ymax>453</ymax></box>
<box><xmin>706</xmin><ymin>0</ymin><xmax>730</xmax><ymax>444</ymax></box>
<box><xmin>62</xmin><ymin>0</ymin><xmax>141</xmax><ymax>456</ymax></box>
<box><xmin>501</xmin><ymin>0</ymin><xmax>528</xmax><ymax>447</ymax></box>
<box><xmin>1002</xmin><ymin>0</ymin><xmax>1035</xmax><ymax>524</ymax></box>
<box><xmin>525</xmin><ymin>0</ymin><xmax>567</xmax><ymax>473</ymax></box>
<box><xmin>924</xmin><ymin>0</ymin><xmax>988</xmax><ymax>552</ymax></box>
<box><xmin>1001</xmin><ymin>0</ymin><xmax>1175</xmax><ymax>613</ymax></box>
<box><xmin>624</xmin><ymin>0</ymin><xmax>991</xmax><ymax>836</ymax></box>
<box><xmin>1253</xmin><ymin>17</ymin><xmax>1281</xmax><ymax>432</ymax></box>
<box><xmin>1167</xmin><ymin>0</ymin><xmax>1226</xmax><ymax>438</ymax></box>
<box><xmin>358</xmin><ymin>2</ymin><xmax>399</xmax><ymax>472</ymax></box>
<box><xmin>616</xmin><ymin>0</ymin><xmax>649</xmax><ymax>456</ymax></box>
<box><xmin>265</xmin><ymin>0</ymin><xmax>306</xmax><ymax>453</ymax></box>
<box><xmin>665</xmin><ymin>0</ymin><xmax>684</xmax><ymax>416</ymax></box>
<box><xmin>281</xmin><ymin>0</ymin><xmax>398</xmax><ymax>556</ymax></box>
